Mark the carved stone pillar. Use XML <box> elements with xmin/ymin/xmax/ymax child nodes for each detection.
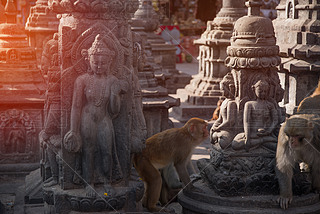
<box><xmin>132</xmin><ymin>0</ymin><xmax>180</xmax><ymax>137</ymax></box>
<box><xmin>172</xmin><ymin>0</ymin><xmax>246</xmax><ymax>121</ymax></box>
<box><xmin>25</xmin><ymin>0</ymin><xmax>59</xmax><ymax>66</ymax></box>
<box><xmin>273</xmin><ymin>0</ymin><xmax>320</xmax><ymax>114</ymax></box>
<box><xmin>132</xmin><ymin>0</ymin><xmax>191</xmax><ymax>93</ymax></box>
<box><xmin>0</xmin><ymin>0</ymin><xmax>45</xmax><ymax>174</ymax></box>
<box><xmin>179</xmin><ymin>1</ymin><xmax>320</xmax><ymax>213</ymax></box>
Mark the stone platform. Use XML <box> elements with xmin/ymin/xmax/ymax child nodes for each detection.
<box><xmin>179</xmin><ymin>180</ymin><xmax>320</xmax><ymax>214</ymax></box>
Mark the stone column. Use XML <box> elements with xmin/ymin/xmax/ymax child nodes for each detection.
<box><xmin>132</xmin><ymin>0</ymin><xmax>180</xmax><ymax>137</ymax></box>
<box><xmin>172</xmin><ymin>0</ymin><xmax>246</xmax><ymax>121</ymax></box>
<box><xmin>25</xmin><ymin>0</ymin><xmax>59</xmax><ymax>66</ymax></box>
<box><xmin>273</xmin><ymin>0</ymin><xmax>320</xmax><ymax>114</ymax></box>
<box><xmin>43</xmin><ymin>1</ymin><xmax>146</xmax><ymax>213</ymax></box>
<box><xmin>0</xmin><ymin>0</ymin><xmax>45</xmax><ymax>174</ymax></box>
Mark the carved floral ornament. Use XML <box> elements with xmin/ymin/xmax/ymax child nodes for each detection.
<box><xmin>0</xmin><ymin>109</ymin><xmax>34</xmax><ymax>130</ymax></box>
<box><xmin>49</xmin><ymin>0</ymin><xmax>139</xmax><ymax>19</ymax></box>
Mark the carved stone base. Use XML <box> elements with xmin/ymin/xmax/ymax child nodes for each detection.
<box><xmin>179</xmin><ymin>185</ymin><xmax>320</xmax><ymax>214</ymax></box>
<box><xmin>43</xmin><ymin>177</ymin><xmax>144</xmax><ymax>213</ymax></box>
<box><xmin>165</xmin><ymin>72</ymin><xmax>192</xmax><ymax>94</ymax></box>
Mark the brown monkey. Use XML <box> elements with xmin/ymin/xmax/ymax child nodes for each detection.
<box><xmin>133</xmin><ymin>118</ymin><xmax>209</xmax><ymax>212</ymax></box>
<box><xmin>276</xmin><ymin>114</ymin><xmax>320</xmax><ymax>209</ymax></box>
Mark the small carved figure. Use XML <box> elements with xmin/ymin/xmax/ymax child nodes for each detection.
<box><xmin>210</xmin><ymin>73</ymin><xmax>237</xmax><ymax>149</ymax></box>
<box><xmin>133</xmin><ymin>118</ymin><xmax>209</xmax><ymax>212</ymax></box>
<box><xmin>232</xmin><ymin>80</ymin><xmax>278</xmax><ymax>151</ymax></box>
<box><xmin>276</xmin><ymin>114</ymin><xmax>320</xmax><ymax>209</ymax></box>
<box><xmin>5</xmin><ymin>130</ymin><xmax>25</xmax><ymax>153</ymax></box>
<box><xmin>64</xmin><ymin>34</ymin><xmax>127</xmax><ymax>197</ymax></box>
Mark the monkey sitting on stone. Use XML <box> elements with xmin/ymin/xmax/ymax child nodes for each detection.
<box><xmin>133</xmin><ymin>118</ymin><xmax>209</xmax><ymax>212</ymax></box>
<box><xmin>276</xmin><ymin>114</ymin><xmax>320</xmax><ymax>209</ymax></box>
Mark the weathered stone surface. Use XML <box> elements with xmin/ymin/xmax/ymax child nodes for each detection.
<box><xmin>25</xmin><ymin>0</ymin><xmax>59</xmax><ymax>65</ymax></box>
<box><xmin>273</xmin><ymin>0</ymin><xmax>320</xmax><ymax>114</ymax></box>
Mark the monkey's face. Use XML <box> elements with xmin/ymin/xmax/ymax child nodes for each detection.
<box><xmin>284</xmin><ymin>115</ymin><xmax>314</xmax><ymax>150</ymax></box>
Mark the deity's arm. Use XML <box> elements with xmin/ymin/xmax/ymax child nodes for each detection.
<box><xmin>70</xmin><ymin>76</ymin><xmax>85</xmax><ymax>133</ymax></box>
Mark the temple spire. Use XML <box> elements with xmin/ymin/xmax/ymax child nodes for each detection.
<box><xmin>246</xmin><ymin>0</ymin><xmax>263</xmax><ymax>16</ymax></box>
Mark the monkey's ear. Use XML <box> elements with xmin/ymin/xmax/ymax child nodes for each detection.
<box><xmin>189</xmin><ymin>124</ymin><xmax>195</xmax><ymax>134</ymax></box>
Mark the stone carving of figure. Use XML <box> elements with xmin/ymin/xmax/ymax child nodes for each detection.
<box><xmin>64</xmin><ymin>34</ymin><xmax>127</xmax><ymax>197</ymax></box>
<box><xmin>210</xmin><ymin>73</ymin><xmax>237</xmax><ymax>149</ymax></box>
<box><xmin>5</xmin><ymin>130</ymin><xmax>25</xmax><ymax>153</ymax></box>
<box><xmin>232</xmin><ymin>80</ymin><xmax>278</xmax><ymax>151</ymax></box>
<box><xmin>39</xmin><ymin>33</ymin><xmax>61</xmax><ymax>188</ymax></box>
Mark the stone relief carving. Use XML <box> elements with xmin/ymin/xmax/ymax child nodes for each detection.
<box><xmin>0</xmin><ymin>109</ymin><xmax>37</xmax><ymax>163</ymax></box>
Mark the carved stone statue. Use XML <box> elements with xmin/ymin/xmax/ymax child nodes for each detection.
<box><xmin>232</xmin><ymin>80</ymin><xmax>278</xmax><ymax>151</ymax></box>
<box><xmin>64</xmin><ymin>34</ymin><xmax>127</xmax><ymax>197</ymax></box>
<box><xmin>210</xmin><ymin>73</ymin><xmax>237</xmax><ymax>150</ymax></box>
<box><xmin>39</xmin><ymin>33</ymin><xmax>61</xmax><ymax>187</ymax></box>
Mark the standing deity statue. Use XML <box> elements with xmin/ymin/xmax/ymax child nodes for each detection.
<box><xmin>64</xmin><ymin>34</ymin><xmax>128</xmax><ymax>197</ymax></box>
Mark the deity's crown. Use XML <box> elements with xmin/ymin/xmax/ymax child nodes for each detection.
<box><xmin>88</xmin><ymin>34</ymin><xmax>115</xmax><ymax>56</ymax></box>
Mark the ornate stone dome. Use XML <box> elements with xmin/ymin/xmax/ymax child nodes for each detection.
<box><xmin>225</xmin><ymin>0</ymin><xmax>280</xmax><ymax>69</ymax></box>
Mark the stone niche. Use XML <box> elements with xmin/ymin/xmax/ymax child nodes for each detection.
<box><xmin>0</xmin><ymin>0</ymin><xmax>45</xmax><ymax>175</ymax></box>
<box><xmin>41</xmin><ymin>0</ymin><xmax>147</xmax><ymax>213</ymax></box>
<box><xmin>273</xmin><ymin>0</ymin><xmax>320</xmax><ymax>114</ymax></box>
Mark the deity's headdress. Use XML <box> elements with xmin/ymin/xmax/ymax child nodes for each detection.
<box><xmin>88</xmin><ymin>34</ymin><xmax>115</xmax><ymax>57</ymax></box>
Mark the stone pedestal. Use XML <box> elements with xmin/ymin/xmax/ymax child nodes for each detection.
<box><xmin>25</xmin><ymin>0</ymin><xmax>59</xmax><ymax>66</ymax></box>
<box><xmin>172</xmin><ymin>0</ymin><xmax>246</xmax><ymax>121</ymax></box>
<box><xmin>273</xmin><ymin>0</ymin><xmax>320</xmax><ymax>114</ymax></box>
<box><xmin>0</xmin><ymin>0</ymin><xmax>45</xmax><ymax>175</ymax></box>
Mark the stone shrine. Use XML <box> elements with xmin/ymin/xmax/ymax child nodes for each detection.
<box><xmin>0</xmin><ymin>0</ymin><xmax>45</xmax><ymax>175</ymax></box>
<box><xmin>178</xmin><ymin>1</ymin><xmax>320</xmax><ymax>213</ymax></box>
<box><xmin>172</xmin><ymin>0</ymin><xmax>246</xmax><ymax>121</ymax></box>
<box><xmin>25</xmin><ymin>0</ymin><xmax>59</xmax><ymax>66</ymax></box>
<box><xmin>273</xmin><ymin>0</ymin><xmax>320</xmax><ymax>114</ymax></box>
<box><xmin>132</xmin><ymin>0</ymin><xmax>180</xmax><ymax>137</ymax></box>
<box><xmin>132</xmin><ymin>0</ymin><xmax>191</xmax><ymax>94</ymax></box>
<box><xmin>41</xmin><ymin>0</ymin><xmax>147</xmax><ymax>213</ymax></box>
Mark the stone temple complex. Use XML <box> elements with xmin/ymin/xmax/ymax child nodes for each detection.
<box><xmin>0</xmin><ymin>0</ymin><xmax>319</xmax><ymax>213</ymax></box>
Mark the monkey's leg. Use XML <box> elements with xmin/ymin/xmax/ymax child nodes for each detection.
<box><xmin>275</xmin><ymin>167</ymin><xmax>293</xmax><ymax>209</ymax></box>
<box><xmin>135</xmin><ymin>156</ymin><xmax>163</xmax><ymax>212</ymax></box>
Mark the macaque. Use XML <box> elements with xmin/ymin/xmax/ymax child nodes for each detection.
<box><xmin>133</xmin><ymin>118</ymin><xmax>209</xmax><ymax>212</ymax></box>
<box><xmin>276</xmin><ymin>114</ymin><xmax>320</xmax><ymax>209</ymax></box>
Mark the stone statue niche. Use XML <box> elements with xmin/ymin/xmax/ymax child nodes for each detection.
<box><xmin>43</xmin><ymin>1</ymin><xmax>146</xmax><ymax>213</ymax></box>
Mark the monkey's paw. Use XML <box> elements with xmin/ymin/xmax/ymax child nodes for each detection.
<box><xmin>277</xmin><ymin>196</ymin><xmax>292</xmax><ymax>210</ymax></box>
